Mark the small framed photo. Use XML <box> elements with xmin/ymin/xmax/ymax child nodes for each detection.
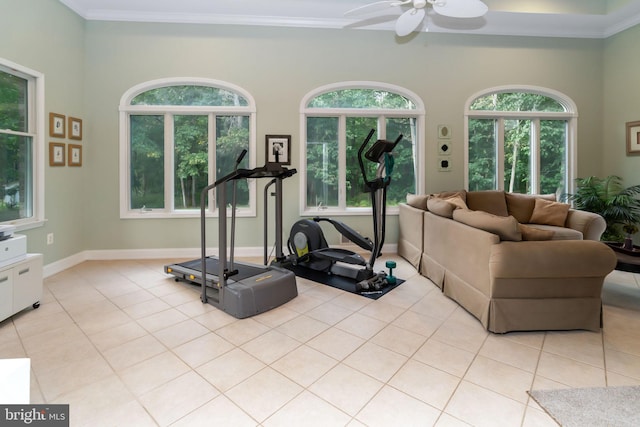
<box><xmin>626</xmin><ymin>120</ymin><xmax>640</xmax><ymax>155</ymax></box>
<box><xmin>438</xmin><ymin>124</ymin><xmax>451</xmax><ymax>139</ymax></box>
<box><xmin>69</xmin><ymin>117</ymin><xmax>83</xmax><ymax>140</ymax></box>
<box><xmin>49</xmin><ymin>113</ymin><xmax>66</xmax><ymax>138</ymax></box>
<box><xmin>265</xmin><ymin>135</ymin><xmax>291</xmax><ymax>165</ymax></box>
<box><xmin>49</xmin><ymin>142</ymin><xmax>66</xmax><ymax>166</ymax></box>
<box><xmin>438</xmin><ymin>141</ymin><xmax>451</xmax><ymax>156</ymax></box>
<box><xmin>68</xmin><ymin>144</ymin><xmax>82</xmax><ymax>167</ymax></box>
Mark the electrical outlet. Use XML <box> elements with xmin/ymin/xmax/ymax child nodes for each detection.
<box><xmin>47</xmin><ymin>233</ymin><xmax>54</xmax><ymax>245</ymax></box>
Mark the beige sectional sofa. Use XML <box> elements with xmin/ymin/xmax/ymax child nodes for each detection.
<box><xmin>398</xmin><ymin>190</ymin><xmax>617</xmax><ymax>333</ymax></box>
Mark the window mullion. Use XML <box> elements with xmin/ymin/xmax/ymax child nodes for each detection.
<box><xmin>339</xmin><ymin>115</ymin><xmax>347</xmax><ymax>210</ymax></box>
<box><xmin>531</xmin><ymin>119</ymin><xmax>540</xmax><ymax>194</ymax></box>
<box><xmin>165</xmin><ymin>113</ymin><xmax>174</xmax><ymax>213</ymax></box>
<box><xmin>497</xmin><ymin>118</ymin><xmax>505</xmax><ymax>191</ymax></box>
<box><xmin>209</xmin><ymin>113</ymin><xmax>216</xmax><ymax>214</ymax></box>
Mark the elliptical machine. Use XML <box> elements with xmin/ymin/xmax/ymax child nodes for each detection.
<box><xmin>285</xmin><ymin>129</ymin><xmax>402</xmax><ymax>291</ymax></box>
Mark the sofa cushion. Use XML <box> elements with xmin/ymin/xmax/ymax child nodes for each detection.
<box><xmin>431</xmin><ymin>190</ymin><xmax>467</xmax><ymax>203</ymax></box>
<box><xmin>453</xmin><ymin>209</ymin><xmax>522</xmax><ymax>241</ymax></box>
<box><xmin>529</xmin><ymin>198</ymin><xmax>570</xmax><ymax>227</ymax></box>
<box><xmin>519</xmin><ymin>224</ymin><xmax>555</xmax><ymax>241</ymax></box>
<box><xmin>466</xmin><ymin>191</ymin><xmax>509</xmax><ymax>217</ymax></box>
<box><xmin>523</xmin><ymin>224</ymin><xmax>583</xmax><ymax>240</ymax></box>
<box><xmin>406</xmin><ymin>193</ymin><xmax>429</xmax><ymax>210</ymax></box>
<box><xmin>427</xmin><ymin>195</ymin><xmax>468</xmax><ymax>218</ymax></box>
<box><xmin>506</xmin><ymin>193</ymin><xmax>556</xmax><ymax>224</ymax></box>
<box><xmin>427</xmin><ymin>198</ymin><xmax>456</xmax><ymax>218</ymax></box>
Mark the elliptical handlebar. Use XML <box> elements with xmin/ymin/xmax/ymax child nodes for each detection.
<box><xmin>235</xmin><ymin>149</ymin><xmax>247</xmax><ymax>168</ymax></box>
<box><xmin>357</xmin><ymin>129</ymin><xmax>376</xmax><ymax>190</ymax></box>
<box><xmin>357</xmin><ymin>129</ymin><xmax>403</xmax><ymax>192</ymax></box>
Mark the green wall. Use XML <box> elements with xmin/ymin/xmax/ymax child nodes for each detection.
<box><xmin>603</xmin><ymin>24</ymin><xmax>640</xmax><ymax>187</ymax></box>
<box><xmin>2</xmin><ymin>0</ymin><xmax>639</xmax><ymax>265</ymax></box>
<box><xmin>0</xmin><ymin>0</ymin><xmax>85</xmax><ymax>264</ymax></box>
<box><xmin>81</xmin><ymin>23</ymin><xmax>605</xmax><ymax>251</ymax></box>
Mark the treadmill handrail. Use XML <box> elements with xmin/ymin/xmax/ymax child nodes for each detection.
<box><xmin>199</xmin><ymin>161</ymin><xmax>297</xmax><ymax>303</ymax></box>
<box><xmin>214</xmin><ymin>165</ymin><xmax>297</xmax><ymax>187</ymax></box>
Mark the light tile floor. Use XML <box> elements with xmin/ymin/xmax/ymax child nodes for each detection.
<box><xmin>1</xmin><ymin>255</ymin><xmax>640</xmax><ymax>426</ymax></box>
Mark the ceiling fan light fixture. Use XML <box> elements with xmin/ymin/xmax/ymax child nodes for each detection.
<box><xmin>345</xmin><ymin>0</ymin><xmax>488</xmax><ymax>37</ymax></box>
<box><xmin>432</xmin><ymin>0</ymin><xmax>488</xmax><ymax>18</ymax></box>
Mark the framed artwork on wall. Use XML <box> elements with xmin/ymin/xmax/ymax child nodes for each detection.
<box><xmin>69</xmin><ymin>117</ymin><xmax>83</xmax><ymax>140</ymax></box>
<box><xmin>68</xmin><ymin>144</ymin><xmax>82</xmax><ymax>167</ymax></box>
<box><xmin>265</xmin><ymin>135</ymin><xmax>291</xmax><ymax>165</ymax></box>
<box><xmin>49</xmin><ymin>113</ymin><xmax>66</xmax><ymax>138</ymax></box>
<box><xmin>626</xmin><ymin>120</ymin><xmax>640</xmax><ymax>155</ymax></box>
<box><xmin>438</xmin><ymin>124</ymin><xmax>451</xmax><ymax>139</ymax></box>
<box><xmin>49</xmin><ymin>142</ymin><xmax>65</xmax><ymax>166</ymax></box>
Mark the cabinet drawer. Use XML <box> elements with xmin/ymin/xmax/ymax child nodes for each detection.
<box><xmin>12</xmin><ymin>255</ymin><xmax>43</xmax><ymax>314</ymax></box>
<box><xmin>0</xmin><ymin>271</ymin><xmax>14</xmax><ymax>321</ymax></box>
<box><xmin>0</xmin><ymin>235</ymin><xmax>27</xmax><ymax>269</ymax></box>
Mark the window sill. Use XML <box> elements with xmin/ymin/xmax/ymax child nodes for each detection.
<box><xmin>120</xmin><ymin>209</ymin><xmax>257</xmax><ymax>219</ymax></box>
<box><xmin>4</xmin><ymin>218</ymin><xmax>46</xmax><ymax>232</ymax></box>
<box><xmin>301</xmin><ymin>207</ymin><xmax>400</xmax><ymax>217</ymax></box>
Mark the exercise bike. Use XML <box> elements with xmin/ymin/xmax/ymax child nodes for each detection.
<box><xmin>283</xmin><ymin>129</ymin><xmax>402</xmax><ymax>291</ymax></box>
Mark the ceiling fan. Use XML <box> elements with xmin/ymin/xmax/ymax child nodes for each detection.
<box><xmin>345</xmin><ymin>0</ymin><xmax>489</xmax><ymax>37</ymax></box>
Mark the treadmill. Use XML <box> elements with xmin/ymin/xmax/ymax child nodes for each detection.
<box><xmin>164</xmin><ymin>151</ymin><xmax>298</xmax><ymax>319</ymax></box>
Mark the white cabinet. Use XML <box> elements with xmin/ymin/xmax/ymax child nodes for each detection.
<box><xmin>0</xmin><ymin>254</ymin><xmax>43</xmax><ymax>322</ymax></box>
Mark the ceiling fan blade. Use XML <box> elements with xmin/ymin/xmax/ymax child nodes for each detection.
<box><xmin>432</xmin><ymin>0</ymin><xmax>488</xmax><ymax>18</ymax></box>
<box><xmin>395</xmin><ymin>8</ymin><xmax>426</xmax><ymax>36</ymax></box>
<box><xmin>344</xmin><ymin>1</ymin><xmax>397</xmax><ymax>17</ymax></box>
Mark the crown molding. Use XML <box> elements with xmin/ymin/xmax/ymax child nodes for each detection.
<box><xmin>58</xmin><ymin>0</ymin><xmax>640</xmax><ymax>39</ymax></box>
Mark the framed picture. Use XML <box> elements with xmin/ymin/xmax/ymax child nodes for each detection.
<box><xmin>49</xmin><ymin>142</ymin><xmax>65</xmax><ymax>166</ymax></box>
<box><xmin>69</xmin><ymin>117</ymin><xmax>83</xmax><ymax>140</ymax></box>
<box><xmin>49</xmin><ymin>113</ymin><xmax>66</xmax><ymax>138</ymax></box>
<box><xmin>68</xmin><ymin>144</ymin><xmax>82</xmax><ymax>167</ymax></box>
<box><xmin>438</xmin><ymin>124</ymin><xmax>451</xmax><ymax>139</ymax></box>
<box><xmin>626</xmin><ymin>121</ymin><xmax>640</xmax><ymax>155</ymax></box>
<box><xmin>438</xmin><ymin>141</ymin><xmax>451</xmax><ymax>156</ymax></box>
<box><xmin>265</xmin><ymin>135</ymin><xmax>291</xmax><ymax>165</ymax></box>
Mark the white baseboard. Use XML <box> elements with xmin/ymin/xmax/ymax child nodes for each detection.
<box><xmin>43</xmin><ymin>243</ymin><xmax>397</xmax><ymax>278</ymax></box>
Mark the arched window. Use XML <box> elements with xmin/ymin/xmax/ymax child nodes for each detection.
<box><xmin>119</xmin><ymin>78</ymin><xmax>256</xmax><ymax>218</ymax></box>
<box><xmin>465</xmin><ymin>86</ymin><xmax>577</xmax><ymax>195</ymax></box>
<box><xmin>300</xmin><ymin>82</ymin><xmax>425</xmax><ymax>215</ymax></box>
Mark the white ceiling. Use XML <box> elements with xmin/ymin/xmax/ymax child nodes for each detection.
<box><xmin>58</xmin><ymin>0</ymin><xmax>640</xmax><ymax>38</ymax></box>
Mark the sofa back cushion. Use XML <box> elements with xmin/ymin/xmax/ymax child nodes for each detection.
<box><xmin>406</xmin><ymin>193</ymin><xmax>429</xmax><ymax>210</ymax></box>
<box><xmin>427</xmin><ymin>198</ymin><xmax>456</xmax><ymax>218</ymax></box>
<box><xmin>529</xmin><ymin>198</ymin><xmax>571</xmax><ymax>227</ymax></box>
<box><xmin>453</xmin><ymin>209</ymin><xmax>522</xmax><ymax>241</ymax></box>
<box><xmin>505</xmin><ymin>193</ymin><xmax>556</xmax><ymax>223</ymax></box>
<box><xmin>431</xmin><ymin>190</ymin><xmax>467</xmax><ymax>203</ymax></box>
<box><xmin>466</xmin><ymin>191</ymin><xmax>509</xmax><ymax>217</ymax></box>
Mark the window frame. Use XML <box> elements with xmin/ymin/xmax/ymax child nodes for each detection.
<box><xmin>300</xmin><ymin>81</ymin><xmax>425</xmax><ymax>216</ymax></box>
<box><xmin>119</xmin><ymin>77</ymin><xmax>257</xmax><ymax>219</ymax></box>
<box><xmin>0</xmin><ymin>57</ymin><xmax>45</xmax><ymax>231</ymax></box>
<box><xmin>464</xmin><ymin>85</ymin><xmax>578</xmax><ymax>195</ymax></box>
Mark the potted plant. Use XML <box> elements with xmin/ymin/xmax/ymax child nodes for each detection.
<box><xmin>565</xmin><ymin>175</ymin><xmax>640</xmax><ymax>242</ymax></box>
<box><xmin>622</xmin><ymin>223</ymin><xmax>639</xmax><ymax>250</ymax></box>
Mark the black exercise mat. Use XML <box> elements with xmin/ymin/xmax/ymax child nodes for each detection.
<box><xmin>177</xmin><ymin>257</ymin><xmax>268</xmax><ymax>282</ymax></box>
<box><xmin>284</xmin><ymin>264</ymin><xmax>404</xmax><ymax>300</ymax></box>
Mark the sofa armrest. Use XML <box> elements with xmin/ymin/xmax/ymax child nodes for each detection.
<box><xmin>490</xmin><ymin>240</ymin><xmax>616</xmax><ymax>280</ymax></box>
<box><xmin>398</xmin><ymin>203</ymin><xmax>424</xmax><ymax>269</ymax></box>
<box><xmin>565</xmin><ymin>209</ymin><xmax>607</xmax><ymax>241</ymax></box>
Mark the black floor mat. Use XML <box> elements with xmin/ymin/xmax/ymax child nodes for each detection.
<box><xmin>284</xmin><ymin>264</ymin><xmax>404</xmax><ymax>300</ymax></box>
